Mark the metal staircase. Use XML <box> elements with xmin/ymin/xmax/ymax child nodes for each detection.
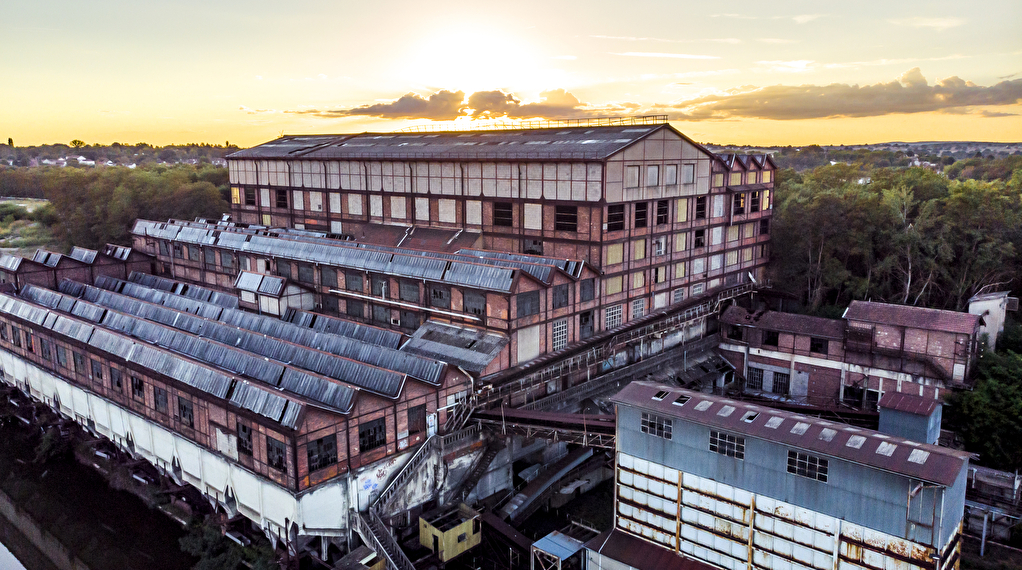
<box><xmin>353</xmin><ymin>510</ymin><xmax>415</xmax><ymax>570</ymax></box>
<box><xmin>446</xmin><ymin>438</ymin><xmax>503</xmax><ymax>506</ymax></box>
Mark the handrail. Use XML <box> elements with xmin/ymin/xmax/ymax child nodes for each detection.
<box><xmin>352</xmin><ymin>511</ymin><xmax>415</xmax><ymax>570</ymax></box>
<box><xmin>372</xmin><ymin>435</ymin><xmax>439</xmax><ymax>511</ymax></box>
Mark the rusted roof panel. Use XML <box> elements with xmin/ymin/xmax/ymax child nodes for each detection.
<box><xmin>612</xmin><ymin>381</ymin><xmax>970</xmax><ymax>487</ymax></box>
<box><xmin>721</xmin><ymin>305</ymin><xmax>845</xmax><ymax>339</ymax></box>
<box><xmin>844</xmin><ymin>300</ymin><xmax>980</xmax><ymax>335</ymax></box>
<box><xmin>584</xmin><ymin>529</ymin><xmax>715</xmax><ymax>570</ymax></box>
<box><xmin>878</xmin><ymin>391</ymin><xmax>940</xmax><ymax>416</ymax></box>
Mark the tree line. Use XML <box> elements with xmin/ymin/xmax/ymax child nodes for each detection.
<box><xmin>1</xmin><ymin>141</ymin><xmax>240</xmax><ymax>167</ymax></box>
<box><xmin>768</xmin><ymin>158</ymin><xmax>1022</xmax><ymax>314</ymax></box>
<box><xmin>0</xmin><ymin>164</ymin><xmax>229</xmax><ymax>249</ymax></box>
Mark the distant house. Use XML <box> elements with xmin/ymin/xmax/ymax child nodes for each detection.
<box><xmin>719</xmin><ymin>300</ymin><xmax>982</xmax><ymax>409</ymax></box>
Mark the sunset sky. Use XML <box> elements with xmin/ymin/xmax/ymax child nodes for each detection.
<box><xmin>3</xmin><ymin>0</ymin><xmax>1021</xmax><ymax>147</ymax></box>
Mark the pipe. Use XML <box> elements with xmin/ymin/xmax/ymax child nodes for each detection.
<box><xmin>981</xmin><ymin>511</ymin><xmax>989</xmax><ymax>557</ymax></box>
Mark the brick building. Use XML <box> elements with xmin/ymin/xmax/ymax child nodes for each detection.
<box><xmin>718</xmin><ymin>301</ymin><xmax>982</xmax><ymax>409</ymax></box>
<box><xmin>224</xmin><ymin>119</ymin><xmax>775</xmax><ymax>331</ymax></box>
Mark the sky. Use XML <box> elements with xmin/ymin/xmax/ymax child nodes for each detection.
<box><xmin>2</xmin><ymin>0</ymin><xmax>1021</xmax><ymax>147</ymax></box>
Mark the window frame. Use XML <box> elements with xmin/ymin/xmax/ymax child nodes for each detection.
<box><xmin>787</xmin><ymin>450</ymin><xmax>828</xmax><ymax>482</ymax></box>
<box><xmin>554</xmin><ymin>206</ymin><xmax>578</xmax><ymax>232</ymax></box>
<box><xmin>493</xmin><ymin>202</ymin><xmax>513</xmax><ymax>227</ymax></box>
<box><xmin>640</xmin><ymin>411</ymin><xmax>672</xmax><ymax>440</ymax></box>
<box><xmin>358</xmin><ymin>418</ymin><xmax>387</xmax><ymax>454</ymax></box>
<box><xmin>308</xmin><ymin>434</ymin><xmax>338</xmax><ymax>471</ymax></box>
<box><xmin>709</xmin><ymin>430</ymin><xmax>745</xmax><ymax>459</ymax></box>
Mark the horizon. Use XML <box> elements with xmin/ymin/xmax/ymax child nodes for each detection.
<box><xmin>3</xmin><ymin>0</ymin><xmax>1020</xmax><ymax>147</ymax></box>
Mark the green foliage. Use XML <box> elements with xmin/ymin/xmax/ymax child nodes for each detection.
<box><xmin>945</xmin><ymin>321</ymin><xmax>1022</xmax><ymax>471</ymax></box>
<box><xmin>179</xmin><ymin>520</ymin><xmax>277</xmax><ymax>570</ymax></box>
<box><xmin>17</xmin><ymin>164</ymin><xmax>231</xmax><ymax>249</ymax></box>
<box><xmin>769</xmin><ymin>163</ymin><xmax>1022</xmax><ymax>313</ymax></box>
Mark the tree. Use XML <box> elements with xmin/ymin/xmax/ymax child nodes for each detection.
<box><xmin>6</xmin><ymin>138</ymin><xmax>11</xmax><ymax>147</ymax></box>
<box><xmin>70</xmin><ymin>139</ymin><xmax>85</xmax><ymax>148</ymax></box>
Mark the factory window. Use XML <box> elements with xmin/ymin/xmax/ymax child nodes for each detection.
<box><xmin>222</xmin><ymin>252</ymin><xmax>235</xmax><ymax>273</ymax></box>
<box><xmin>237</xmin><ymin>423</ymin><xmax>253</xmax><ymax>456</ymax></box>
<box><xmin>763</xmin><ymin>170</ymin><xmax>773</xmax><ymax>183</ymax></box>
<box><xmin>695</xmin><ymin>197</ymin><xmax>707</xmax><ymax>220</ymax></box>
<box><xmin>728</xmin><ymin>325</ymin><xmax>744</xmax><ymax>341</ymax></box>
<box><xmin>493</xmin><ymin>202</ymin><xmax>513</xmax><ymax>227</ymax></box>
<box><xmin>517</xmin><ymin>291</ymin><xmax>540</xmax><ymax>318</ymax></box>
<box><xmin>763</xmin><ymin>330</ymin><xmax>779</xmax><ymax>347</ymax></box>
<box><xmin>656</xmin><ymin>200</ymin><xmax>669</xmax><ymax>225</ymax></box>
<box><xmin>159</xmin><ymin>242</ymin><xmax>170</xmax><ymax>257</ymax></box>
<box><xmin>632</xmin><ymin>298</ymin><xmax>646</xmax><ymax>320</ymax></box>
<box><xmin>730</xmin><ymin>172</ymin><xmax>742</xmax><ymax>186</ymax></box>
<box><xmin>430</xmin><ymin>285</ymin><xmax>450</xmax><ymax>309</ymax></box>
<box><xmin>555</xmin><ymin>206</ymin><xmax>578</xmax><ymax>232</ymax></box>
<box><xmin>91</xmin><ymin>360</ymin><xmax>103</xmax><ymax>380</ymax></box>
<box><xmin>244</xmin><ymin>188</ymin><xmax>256</xmax><ymax>206</ymax></box>
<box><xmin>131</xmin><ymin>376</ymin><xmax>144</xmax><ymax>400</ymax></box>
<box><xmin>760</xmin><ymin>218</ymin><xmax>770</xmax><ymax>235</ymax></box>
<box><xmin>605</xmin><ymin>304</ymin><xmax>623</xmax><ymax>329</ymax></box>
<box><xmin>607</xmin><ymin>205</ymin><xmax>625</xmax><ymax>232</ymax></box>
<box><xmin>523</xmin><ymin>239</ymin><xmax>543</xmax><ymax>255</ymax></box>
<box><xmin>110</xmin><ymin>368</ymin><xmax>123</xmax><ymax>390</ymax></box>
<box><xmin>346</xmin><ymin>299</ymin><xmax>364</xmax><ymax>318</ymax></box>
<box><xmin>710</xmin><ymin>430</ymin><xmax>745</xmax><ymax>459</ymax></box>
<box><xmin>371</xmin><ymin>276</ymin><xmax>388</xmax><ymax>297</ymax></box>
<box><xmin>810</xmin><ymin>337</ymin><xmax>829</xmax><ymax>354</ymax></box>
<box><xmin>275</xmin><ymin>189</ymin><xmax>288</xmax><ymax>209</ymax></box>
<box><xmin>746</xmin><ymin>368</ymin><xmax>764</xmax><ymax>390</ymax></box>
<box><xmin>400</xmin><ymin>310</ymin><xmax>419</xmax><ymax>329</ymax></box>
<box><xmin>72</xmin><ymin>351</ymin><xmax>85</xmax><ymax>374</ymax></box>
<box><xmin>55</xmin><ymin>346</ymin><xmax>67</xmax><ymax>367</ymax></box>
<box><xmin>178</xmin><ymin>397</ymin><xmax>194</xmax><ymax>429</ymax></box>
<box><xmin>579</xmin><ymin>279</ymin><xmax>595</xmax><ymax>302</ymax></box>
<box><xmin>646</xmin><ymin>165</ymin><xmax>659</xmax><ymax>186</ymax></box>
<box><xmin>322</xmin><ymin>295</ymin><xmax>339</xmax><ymax>315</ymax></box>
<box><xmin>733</xmin><ymin>193</ymin><xmax>746</xmax><ymax>215</ymax></box>
<box><xmin>750</xmin><ymin>192</ymin><xmax>761</xmax><ymax>213</ymax></box>
<box><xmin>634</xmin><ymin>203</ymin><xmax>648</xmax><ymax>229</ymax></box>
<box><xmin>683</xmin><ymin>164</ymin><xmax>696</xmax><ymax>185</ymax></box>
<box><xmin>665</xmin><ymin>165</ymin><xmax>678</xmax><ymax>186</ymax></box>
<box><xmin>204</xmin><ymin>249</ymin><xmax>216</xmax><ymax>269</ymax></box>
<box><xmin>652</xmin><ymin>390</ymin><xmax>669</xmax><ymax>401</ymax></box>
<box><xmin>773</xmin><ymin>372</ymin><xmax>790</xmax><ymax>395</ymax></box>
<box><xmin>672</xmin><ymin>288</ymin><xmax>685</xmax><ymax>305</ymax></box>
<box><xmin>308</xmin><ymin>434</ymin><xmax>338</xmax><ymax>470</ymax></box>
<box><xmin>172</xmin><ymin>243</ymin><xmax>184</xmax><ymax>259</ymax></box>
<box><xmin>277</xmin><ymin>261</ymin><xmax>291</xmax><ymax>280</ymax></box>
<box><xmin>154</xmin><ymin>387</ymin><xmax>167</xmax><ymax>413</ymax></box>
<box><xmin>694</xmin><ymin>229</ymin><xmax>705</xmax><ymax>248</ymax></box>
<box><xmin>653</xmin><ymin>236</ymin><xmax>667</xmax><ymax>257</ymax></box>
<box><xmin>787</xmin><ymin>451</ymin><xmax>828</xmax><ymax>483</ymax></box>
<box><xmin>579</xmin><ymin>310</ymin><xmax>594</xmax><ymax>339</ymax></box>
<box><xmin>372</xmin><ymin>304</ymin><xmax>390</xmax><ymax>324</ymax></box>
<box><xmin>552</xmin><ymin>319</ymin><xmax>568</xmax><ymax>351</ymax></box>
<box><xmin>626</xmin><ymin>166</ymin><xmax>640</xmax><ymax>188</ymax></box>
<box><xmin>358</xmin><ymin>418</ymin><xmax>387</xmax><ymax>454</ymax></box>
<box><xmin>39</xmin><ymin>338</ymin><xmax>52</xmax><ymax>361</ymax></box>
<box><xmin>267</xmin><ymin>437</ymin><xmax>287</xmax><ymax>472</ymax></box>
<box><xmin>640</xmin><ymin>412</ymin><xmax>672</xmax><ymax>440</ymax></box>
<box><xmin>297</xmin><ymin>263</ymin><xmax>315</xmax><ymax>284</ymax></box>
<box><xmin>464</xmin><ymin>290</ymin><xmax>486</xmax><ymax>317</ymax></box>
<box><xmin>344</xmin><ymin>270</ymin><xmax>364</xmax><ymax>293</ymax></box>
<box><xmin>0</xmin><ymin>324</ymin><xmax>7</xmax><ymax>342</ymax></box>
<box><xmin>408</xmin><ymin>405</ymin><xmax>427</xmax><ymax>436</ymax></box>
<box><xmin>321</xmin><ymin>267</ymin><xmax>338</xmax><ymax>288</ymax></box>
<box><xmin>553</xmin><ymin>284</ymin><xmax>569</xmax><ymax>309</ymax></box>
<box><xmin>188</xmin><ymin>246</ymin><xmax>201</xmax><ymax>262</ymax></box>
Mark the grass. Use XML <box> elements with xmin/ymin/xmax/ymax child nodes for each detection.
<box><xmin>0</xmin><ymin>198</ymin><xmax>59</xmax><ymax>255</ymax></box>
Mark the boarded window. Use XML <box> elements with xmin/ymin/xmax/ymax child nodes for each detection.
<box><xmin>297</xmin><ymin>263</ymin><xmax>315</xmax><ymax>284</ymax></box>
<box><xmin>579</xmin><ymin>279</ymin><xmax>595</xmax><ymax>302</ymax></box>
<box><xmin>321</xmin><ymin>267</ymin><xmax>338</xmax><ymax>288</ymax></box>
<box><xmin>553</xmin><ymin>284</ymin><xmax>569</xmax><ymax>309</ymax></box>
<box><xmin>408</xmin><ymin>405</ymin><xmax>427</xmax><ymax>435</ymax></box>
<box><xmin>345</xmin><ymin>270</ymin><xmax>364</xmax><ymax>292</ymax></box>
<box><xmin>346</xmin><ymin>299</ymin><xmax>364</xmax><ymax>318</ymax></box>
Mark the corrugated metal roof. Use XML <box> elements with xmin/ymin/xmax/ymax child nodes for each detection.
<box><xmin>403</xmin><ymin>321</ymin><xmax>507</xmax><ymax>373</ymax></box>
<box><xmin>443</xmin><ymin>262</ymin><xmax>514</xmax><ymax>292</ymax></box>
<box><xmin>235</xmin><ymin>272</ymin><xmax>263</xmax><ymax>292</ymax></box>
<box><xmin>101</xmin><ymin>244</ymin><xmax>133</xmax><ymax>261</ymax></box>
<box><xmin>231</xmin><ymin>125</ymin><xmax>667</xmax><ymax>162</ymax></box>
<box><xmin>68</xmin><ymin>247</ymin><xmax>98</xmax><ymax>264</ymax></box>
<box><xmin>229</xmin><ymin>381</ymin><xmax>298</xmax><ymax>426</ymax></box>
<box><xmin>278</xmin><ymin>369</ymin><xmax>355</xmax><ymax>413</ymax></box>
<box><xmin>285</xmin><ymin>309</ymin><xmax>403</xmax><ymax>348</ymax></box>
<box><xmin>33</xmin><ymin>250</ymin><xmax>62</xmax><ymax>267</ymax></box>
<box><xmin>878</xmin><ymin>391</ymin><xmax>940</xmax><ymax>416</ymax></box>
<box><xmin>844</xmin><ymin>301</ymin><xmax>981</xmax><ymax>335</ymax></box>
<box><xmin>612</xmin><ymin>381</ymin><xmax>971</xmax><ymax>487</ymax></box>
<box><xmin>721</xmin><ymin>306</ymin><xmax>846</xmax><ymax>339</ymax></box>
<box><xmin>0</xmin><ymin>254</ymin><xmax>22</xmax><ymax>272</ymax></box>
<box><xmin>128</xmin><ymin>272</ymin><xmax>240</xmax><ymax>309</ymax></box>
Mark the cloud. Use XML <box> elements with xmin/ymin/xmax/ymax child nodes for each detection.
<box><xmin>755</xmin><ymin>60</ymin><xmax>816</xmax><ymax>73</ymax></box>
<box><xmin>287</xmin><ymin>90</ymin><xmax>466</xmax><ymax>120</ymax></box>
<box><xmin>888</xmin><ymin>17</ymin><xmax>965</xmax><ymax>31</ymax></box>
<box><xmin>281</xmin><ymin>89</ymin><xmax>637</xmax><ymax>121</ymax></box>
<box><xmin>711</xmin><ymin>13</ymin><xmax>826</xmax><ymax>24</ymax></box>
<box><xmin>978</xmin><ymin>110</ymin><xmax>1018</xmax><ymax>118</ymax></box>
<box><xmin>758</xmin><ymin>38</ymin><xmax>799</xmax><ymax>44</ymax></box>
<box><xmin>791</xmin><ymin>14</ymin><xmax>823</xmax><ymax>24</ymax></box>
<box><xmin>612</xmin><ymin>52</ymin><xmax>720</xmax><ymax>60</ymax></box>
<box><xmin>669</xmin><ymin>68</ymin><xmax>1022</xmax><ymax>121</ymax></box>
<box><xmin>551</xmin><ymin>55</ymin><xmax>577</xmax><ymax>60</ymax></box>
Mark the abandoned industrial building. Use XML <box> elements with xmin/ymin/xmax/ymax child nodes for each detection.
<box><xmin>0</xmin><ymin>118</ymin><xmax>1006</xmax><ymax>570</ymax></box>
<box><xmin>590</xmin><ymin>382</ymin><xmax>969</xmax><ymax>570</ymax></box>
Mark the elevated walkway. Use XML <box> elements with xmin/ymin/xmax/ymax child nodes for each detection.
<box><xmin>499</xmin><ymin>447</ymin><xmax>595</xmax><ymax>521</ymax></box>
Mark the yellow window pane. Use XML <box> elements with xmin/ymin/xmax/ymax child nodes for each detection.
<box><xmin>607</xmin><ymin>243</ymin><xmax>624</xmax><ymax>265</ymax></box>
<box><xmin>676</xmin><ymin>198</ymin><xmax>688</xmax><ymax>222</ymax></box>
<box><xmin>726</xmin><ymin>251</ymin><xmax>738</xmax><ymax>266</ymax></box>
<box><xmin>675</xmin><ymin>263</ymin><xmax>686</xmax><ymax>279</ymax></box>
<box><xmin>605</xmin><ymin>276</ymin><xmax>622</xmax><ymax>295</ymax></box>
<box><xmin>633</xmin><ymin>239</ymin><xmax>646</xmax><ymax>260</ymax></box>
<box><xmin>675</xmin><ymin>232</ymin><xmax>687</xmax><ymax>252</ymax></box>
<box><xmin>762</xmin><ymin>171</ymin><xmax>772</xmax><ymax>183</ymax></box>
<box><xmin>727</xmin><ymin>226</ymin><xmax>739</xmax><ymax>242</ymax></box>
<box><xmin>744</xmin><ymin>223</ymin><xmax>755</xmax><ymax>238</ymax></box>
<box><xmin>231</xmin><ymin>187</ymin><xmax>241</xmax><ymax>204</ymax></box>
<box><xmin>633</xmin><ymin>272</ymin><xmax>645</xmax><ymax>289</ymax></box>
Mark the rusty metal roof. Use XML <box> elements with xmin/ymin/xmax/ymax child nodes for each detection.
<box><xmin>721</xmin><ymin>305</ymin><xmax>845</xmax><ymax>339</ymax></box>
<box><xmin>844</xmin><ymin>301</ymin><xmax>980</xmax><ymax>335</ymax></box>
<box><xmin>612</xmin><ymin>381</ymin><xmax>970</xmax><ymax>487</ymax></box>
<box><xmin>584</xmin><ymin>529</ymin><xmax>715</xmax><ymax>570</ymax></box>
<box><xmin>878</xmin><ymin>391</ymin><xmax>940</xmax><ymax>416</ymax></box>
